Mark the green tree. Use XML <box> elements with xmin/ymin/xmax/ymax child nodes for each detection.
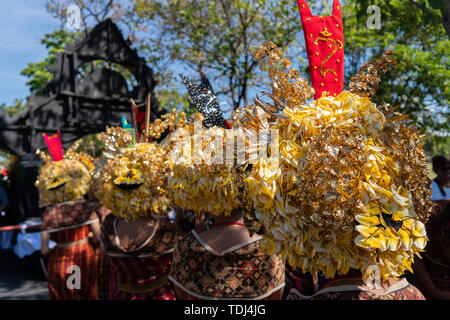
<box><xmin>20</xmin><ymin>30</ymin><xmax>80</xmax><ymax>95</ymax></box>
<box><xmin>73</xmin><ymin>133</ymin><xmax>105</xmax><ymax>158</ymax></box>
<box><xmin>132</xmin><ymin>0</ymin><xmax>449</xmax><ymax>130</ymax></box>
<box><xmin>345</xmin><ymin>0</ymin><xmax>449</xmax><ymax>133</ymax></box>
<box><xmin>423</xmin><ymin>134</ymin><xmax>450</xmax><ymax>156</ymax></box>
<box><xmin>133</xmin><ymin>0</ymin><xmax>303</xmax><ymax>109</ymax></box>
<box><xmin>0</xmin><ymin>99</ymin><xmax>27</xmax><ymax>117</ymax></box>
<box><xmin>0</xmin><ymin>99</ymin><xmax>27</xmax><ymax>167</ymax></box>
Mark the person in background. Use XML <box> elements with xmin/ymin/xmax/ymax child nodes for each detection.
<box><xmin>430</xmin><ymin>155</ymin><xmax>450</xmax><ymax>202</ymax></box>
<box><xmin>40</xmin><ymin>203</ymin><xmax>101</xmax><ymax>300</ymax></box>
<box><xmin>37</xmin><ymin>131</ymin><xmax>100</xmax><ymax>300</ymax></box>
<box><xmin>96</xmin><ymin>142</ymin><xmax>179</xmax><ymax>300</ymax></box>
<box><xmin>414</xmin><ymin>155</ymin><xmax>450</xmax><ymax>300</ymax></box>
<box><xmin>0</xmin><ymin>184</ymin><xmax>11</xmax><ymax>252</ymax></box>
<box><xmin>168</xmin><ymin>73</ymin><xmax>285</xmax><ymax>301</ymax></box>
<box><xmin>0</xmin><ymin>185</ymin><xmax>9</xmax><ymax>220</ymax></box>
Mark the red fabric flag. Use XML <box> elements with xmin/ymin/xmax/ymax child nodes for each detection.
<box><xmin>297</xmin><ymin>0</ymin><xmax>344</xmax><ymax>99</ymax></box>
<box><xmin>42</xmin><ymin>130</ymin><xmax>64</xmax><ymax>162</ymax></box>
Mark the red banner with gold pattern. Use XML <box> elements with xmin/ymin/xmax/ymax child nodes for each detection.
<box><xmin>42</xmin><ymin>130</ymin><xmax>64</xmax><ymax>162</ymax></box>
<box><xmin>297</xmin><ymin>0</ymin><xmax>344</xmax><ymax>99</ymax></box>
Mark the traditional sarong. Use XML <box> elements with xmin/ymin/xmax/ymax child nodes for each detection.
<box><xmin>284</xmin><ymin>265</ymin><xmax>315</xmax><ymax>298</ymax></box>
<box><xmin>287</xmin><ymin>275</ymin><xmax>425</xmax><ymax>300</ymax></box>
<box><xmin>47</xmin><ymin>226</ymin><xmax>98</xmax><ymax>300</ymax></box>
<box><xmin>169</xmin><ymin>231</ymin><xmax>285</xmax><ymax>300</ymax></box>
<box><xmin>108</xmin><ymin>255</ymin><xmax>174</xmax><ymax>300</ymax></box>
<box><xmin>43</xmin><ymin>200</ymin><xmax>99</xmax><ymax>300</ymax></box>
<box><xmin>96</xmin><ymin>247</ymin><xmax>110</xmax><ymax>300</ymax></box>
<box><xmin>101</xmin><ymin>215</ymin><xmax>178</xmax><ymax>300</ymax></box>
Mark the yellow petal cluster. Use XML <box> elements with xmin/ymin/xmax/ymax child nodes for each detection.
<box><xmin>90</xmin><ymin>126</ymin><xmax>134</xmax><ymax>197</ymax></box>
<box><xmin>98</xmin><ymin>126</ymin><xmax>134</xmax><ymax>158</ymax></box>
<box><xmin>94</xmin><ymin>109</ymin><xmax>192</xmax><ymax>219</ymax></box>
<box><xmin>147</xmin><ymin>109</ymin><xmax>187</xmax><ymax>139</ymax></box>
<box><xmin>246</xmin><ymin>89</ymin><xmax>433</xmax><ymax>283</ymax></box>
<box><xmin>167</xmin><ymin>41</ymin><xmax>312</xmax><ymax>220</ymax></box>
<box><xmin>95</xmin><ymin>143</ymin><xmax>171</xmax><ymax>220</ymax></box>
<box><xmin>36</xmin><ymin>159</ymin><xmax>92</xmax><ymax>207</ymax></box>
<box><xmin>113</xmin><ymin>167</ymin><xmax>144</xmax><ymax>187</ymax></box>
<box><xmin>168</xmin><ymin>126</ymin><xmax>249</xmax><ymax>217</ymax></box>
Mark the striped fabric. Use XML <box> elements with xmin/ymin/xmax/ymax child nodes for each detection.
<box><xmin>96</xmin><ymin>248</ymin><xmax>110</xmax><ymax>300</ymax></box>
<box><xmin>109</xmin><ymin>255</ymin><xmax>175</xmax><ymax>300</ymax></box>
<box><xmin>101</xmin><ymin>215</ymin><xmax>179</xmax><ymax>300</ymax></box>
<box><xmin>47</xmin><ymin>225</ymin><xmax>98</xmax><ymax>300</ymax></box>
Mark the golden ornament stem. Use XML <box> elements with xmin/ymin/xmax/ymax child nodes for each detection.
<box><xmin>145</xmin><ymin>93</ymin><xmax>151</xmax><ymax>140</ymax></box>
<box><xmin>129</xmin><ymin>98</ymin><xmax>139</xmax><ymax>142</ymax></box>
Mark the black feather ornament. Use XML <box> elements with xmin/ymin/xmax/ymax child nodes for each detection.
<box><xmin>179</xmin><ymin>73</ymin><xmax>229</xmax><ymax>129</ymax></box>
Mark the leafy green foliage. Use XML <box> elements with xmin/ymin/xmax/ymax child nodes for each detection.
<box><xmin>346</xmin><ymin>0</ymin><xmax>449</xmax><ymax>133</ymax></box>
<box><xmin>0</xmin><ymin>99</ymin><xmax>27</xmax><ymax>117</ymax></box>
<box><xmin>20</xmin><ymin>30</ymin><xmax>80</xmax><ymax>95</ymax></box>
<box><xmin>133</xmin><ymin>0</ymin><xmax>302</xmax><ymax>109</ymax></box>
<box><xmin>73</xmin><ymin>133</ymin><xmax>105</xmax><ymax>158</ymax></box>
<box><xmin>0</xmin><ymin>99</ymin><xmax>27</xmax><ymax>166</ymax></box>
<box><xmin>156</xmin><ymin>88</ymin><xmax>194</xmax><ymax>115</ymax></box>
<box><xmin>423</xmin><ymin>134</ymin><xmax>450</xmax><ymax>156</ymax></box>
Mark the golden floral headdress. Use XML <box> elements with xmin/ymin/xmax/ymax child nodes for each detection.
<box><xmin>168</xmin><ymin>45</ymin><xmax>317</xmax><ymax>227</ymax></box>
<box><xmin>94</xmin><ymin>106</ymin><xmax>187</xmax><ymax>220</ymax></box>
<box><xmin>168</xmin><ymin>126</ymin><xmax>252</xmax><ymax>219</ymax></box>
<box><xmin>35</xmin><ymin>132</ymin><xmax>94</xmax><ymax>207</ymax></box>
<box><xmin>168</xmin><ymin>71</ymin><xmax>278</xmax><ymax>223</ymax></box>
<box><xmin>245</xmin><ymin>42</ymin><xmax>433</xmax><ymax>283</ymax></box>
<box><xmin>96</xmin><ymin>142</ymin><xmax>171</xmax><ymax>220</ymax></box>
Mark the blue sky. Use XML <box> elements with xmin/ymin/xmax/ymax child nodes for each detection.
<box><xmin>0</xmin><ymin>0</ymin><xmax>60</xmax><ymax>107</ymax></box>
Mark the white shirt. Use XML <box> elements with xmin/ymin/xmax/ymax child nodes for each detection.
<box><xmin>430</xmin><ymin>180</ymin><xmax>450</xmax><ymax>201</ymax></box>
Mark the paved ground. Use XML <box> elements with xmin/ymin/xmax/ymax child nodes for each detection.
<box><xmin>0</xmin><ymin>250</ymin><xmax>49</xmax><ymax>300</ymax></box>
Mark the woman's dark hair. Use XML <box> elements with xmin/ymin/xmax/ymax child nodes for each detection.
<box><xmin>432</xmin><ymin>155</ymin><xmax>449</xmax><ymax>172</ymax></box>
<box><xmin>177</xmin><ymin>210</ymin><xmax>196</xmax><ymax>234</ymax></box>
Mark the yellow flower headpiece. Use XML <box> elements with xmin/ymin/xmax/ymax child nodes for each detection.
<box><xmin>96</xmin><ymin>142</ymin><xmax>171</xmax><ymax>220</ymax></box>
<box><xmin>246</xmin><ymin>43</ymin><xmax>433</xmax><ymax>283</ymax></box>
<box><xmin>35</xmin><ymin>132</ymin><xmax>94</xmax><ymax>207</ymax></box>
<box><xmin>94</xmin><ymin>109</ymin><xmax>187</xmax><ymax>220</ymax></box>
<box><xmin>168</xmin><ymin>44</ymin><xmax>307</xmax><ymax>223</ymax></box>
<box><xmin>168</xmin><ymin>126</ymin><xmax>252</xmax><ymax>217</ymax></box>
<box><xmin>35</xmin><ymin>157</ymin><xmax>92</xmax><ymax>207</ymax></box>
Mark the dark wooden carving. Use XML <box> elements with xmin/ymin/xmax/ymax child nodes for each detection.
<box><xmin>0</xmin><ymin>19</ymin><xmax>160</xmax><ymax>158</ymax></box>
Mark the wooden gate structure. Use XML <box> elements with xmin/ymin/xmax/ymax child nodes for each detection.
<box><xmin>0</xmin><ymin>19</ymin><xmax>161</xmax><ymax>223</ymax></box>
